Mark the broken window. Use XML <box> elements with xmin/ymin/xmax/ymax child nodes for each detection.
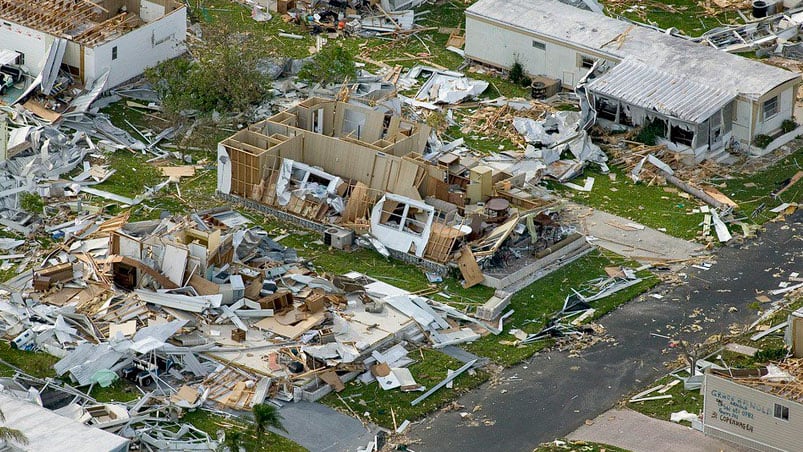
<box><xmin>532</xmin><ymin>40</ymin><xmax>546</xmax><ymax>50</ymax></box>
<box><xmin>774</xmin><ymin>403</ymin><xmax>789</xmax><ymax>421</ymax></box>
<box><xmin>669</xmin><ymin>124</ymin><xmax>694</xmax><ymax>146</ymax></box>
<box><xmin>619</xmin><ymin>104</ymin><xmax>634</xmax><ymax>126</ymax></box>
<box><xmin>595</xmin><ymin>97</ymin><xmax>618</xmax><ymax>121</ymax></box>
<box><xmin>15</xmin><ymin>51</ymin><xmax>24</xmax><ymax>65</ymax></box>
<box><xmin>579</xmin><ymin>55</ymin><xmax>595</xmax><ymax>69</ymax></box>
<box><xmin>112</xmin><ymin>46</ymin><xmax>118</xmax><ymax>61</ymax></box>
<box><xmin>380</xmin><ymin>200</ymin><xmax>404</xmax><ymax>228</ymax></box>
<box><xmin>763</xmin><ymin>96</ymin><xmax>779</xmax><ymax>120</ymax></box>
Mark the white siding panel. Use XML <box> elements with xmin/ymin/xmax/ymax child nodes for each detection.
<box><xmin>0</xmin><ymin>22</ymin><xmax>51</xmax><ymax>74</ymax></box>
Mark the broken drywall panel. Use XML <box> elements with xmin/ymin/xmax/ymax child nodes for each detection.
<box><xmin>161</xmin><ymin>243</ymin><xmax>189</xmax><ymax>286</ymax></box>
<box><xmin>217</xmin><ymin>144</ymin><xmax>232</xmax><ymax>195</ymax></box>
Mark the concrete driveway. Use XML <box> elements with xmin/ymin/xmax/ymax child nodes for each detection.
<box><xmin>567</xmin><ymin>408</ymin><xmax>749</xmax><ymax>452</ymax></box>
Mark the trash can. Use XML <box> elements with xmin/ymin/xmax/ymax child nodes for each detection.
<box><xmin>531</xmin><ymin>81</ymin><xmax>546</xmax><ymax>100</ymax></box>
<box><xmin>753</xmin><ymin>0</ymin><xmax>769</xmax><ymax>17</ymax></box>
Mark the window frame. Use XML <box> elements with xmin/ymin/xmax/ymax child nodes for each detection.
<box><xmin>112</xmin><ymin>46</ymin><xmax>118</xmax><ymax>61</ymax></box>
<box><xmin>532</xmin><ymin>40</ymin><xmax>546</xmax><ymax>50</ymax></box>
<box><xmin>774</xmin><ymin>403</ymin><xmax>790</xmax><ymax>421</ymax></box>
<box><xmin>763</xmin><ymin>95</ymin><xmax>779</xmax><ymax>120</ymax></box>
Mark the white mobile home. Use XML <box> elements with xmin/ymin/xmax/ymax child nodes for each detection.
<box><xmin>465</xmin><ymin>0</ymin><xmax>801</xmax><ymax>155</ymax></box>
<box><xmin>0</xmin><ymin>0</ymin><xmax>186</xmax><ymax>90</ymax></box>
<box><xmin>704</xmin><ymin>370</ymin><xmax>803</xmax><ymax>451</ymax></box>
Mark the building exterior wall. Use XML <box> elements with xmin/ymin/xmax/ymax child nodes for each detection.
<box><xmin>465</xmin><ymin>14</ymin><xmax>615</xmax><ymax>88</ymax></box>
<box><xmin>0</xmin><ymin>21</ymin><xmax>53</xmax><ymax>74</ymax></box>
<box><xmin>703</xmin><ymin>374</ymin><xmax>803</xmax><ymax>452</ymax></box>
<box><xmin>85</xmin><ymin>7</ymin><xmax>186</xmax><ymax>87</ymax></box>
<box><xmin>752</xmin><ymin>81</ymin><xmax>797</xmax><ymax>137</ymax></box>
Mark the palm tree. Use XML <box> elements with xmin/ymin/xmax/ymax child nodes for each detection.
<box><xmin>0</xmin><ymin>409</ymin><xmax>28</xmax><ymax>447</ymax></box>
<box><xmin>252</xmin><ymin>403</ymin><xmax>286</xmax><ymax>441</ymax></box>
<box><xmin>223</xmin><ymin>429</ymin><xmax>244</xmax><ymax>452</ymax></box>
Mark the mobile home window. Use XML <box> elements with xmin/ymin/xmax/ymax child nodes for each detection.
<box><xmin>580</xmin><ymin>56</ymin><xmax>595</xmax><ymax>69</ymax></box>
<box><xmin>763</xmin><ymin>96</ymin><xmax>779</xmax><ymax>119</ymax></box>
<box><xmin>16</xmin><ymin>52</ymin><xmax>24</xmax><ymax>65</ymax></box>
<box><xmin>532</xmin><ymin>40</ymin><xmax>546</xmax><ymax>50</ymax></box>
<box><xmin>774</xmin><ymin>403</ymin><xmax>789</xmax><ymax>421</ymax></box>
<box><xmin>112</xmin><ymin>46</ymin><xmax>118</xmax><ymax>60</ymax></box>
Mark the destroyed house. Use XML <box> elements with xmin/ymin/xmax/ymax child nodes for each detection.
<box><xmin>218</xmin><ymin>98</ymin><xmax>583</xmax><ymax>288</ymax></box>
<box><xmin>464</xmin><ymin>0</ymin><xmax>801</xmax><ymax>155</ymax></box>
<box><xmin>0</xmin><ymin>0</ymin><xmax>186</xmax><ymax>92</ymax></box>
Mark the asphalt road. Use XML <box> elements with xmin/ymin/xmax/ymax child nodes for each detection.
<box><xmin>409</xmin><ymin>210</ymin><xmax>801</xmax><ymax>451</ymax></box>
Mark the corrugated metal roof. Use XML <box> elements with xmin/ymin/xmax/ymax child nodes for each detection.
<box><xmin>587</xmin><ymin>59</ymin><xmax>737</xmax><ymax>123</ymax></box>
<box><xmin>0</xmin><ymin>393</ymin><xmax>129</xmax><ymax>452</ymax></box>
<box><xmin>466</xmin><ymin>0</ymin><xmax>800</xmax><ymax>100</ymax></box>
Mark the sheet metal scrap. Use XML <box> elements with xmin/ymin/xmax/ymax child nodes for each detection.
<box><xmin>521</xmin><ymin>275</ymin><xmax>642</xmax><ymax>344</ymax></box>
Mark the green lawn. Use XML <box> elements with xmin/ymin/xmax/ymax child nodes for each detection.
<box><xmin>536</xmin><ymin>440</ymin><xmax>631</xmax><ymax>452</ymax></box>
<box><xmin>602</xmin><ymin>0</ymin><xmax>738</xmax><ymax>36</ymax></box>
<box><xmin>321</xmin><ymin>348</ymin><xmax>488</xmax><ymax>429</ymax></box>
<box><xmin>182</xmin><ymin>409</ymin><xmax>308</xmax><ymax>452</ymax></box>
<box><xmin>550</xmin><ymin>166</ymin><xmax>706</xmax><ymax>241</ymax></box>
<box><xmin>465</xmin><ymin>251</ymin><xmax>657</xmax><ymax>366</ymax></box>
<box><xmin>243</xmin><ymin>211</ymin><xmax>496</xmax><ymax>305</ymax></box>
<box><xmin>722</xmin><ymin>148</ymin><xmax>803</xmax><ymax>223</ymax></box>
<box><xmin>626</xmin><ymin>374</ymin><xmax>703</xmax><ymax>424</ymax></box>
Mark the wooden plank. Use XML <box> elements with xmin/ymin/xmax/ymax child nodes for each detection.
<box><xmin>457</xmin><ymin>246</ymin><xmax>484</xmax><ymax>288</ymax></box>
<box><xmin>319</xmin><ymin>369</ymin><xmax>345</xmax><ymax>392</ymax></box>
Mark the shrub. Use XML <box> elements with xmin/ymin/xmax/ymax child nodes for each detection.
<box><xmin>146</xmin><ymin>27</ymin><xmax>274</xmax><ymax>116</ymax></box>
<box><xmin>753</xmin><ymin>134</ymin><xmax>772</xmax><ymax>149</ymax></box>
<box><xmin>781</xmin><ymin>119</ymin><xmax>797</xmax><ymax>134</ymax></box>
<box><xmin>754</xmin><ymin>347</ymin><xmax>787</xmax><ymax>363</ymax></box>
<box><xmin>297</xmin><ymin>45</ymin><xmax>356</xmax><ymax>86</ymax></box>
<box><xmin>634</xmin><ymin>120</ymin><xmax>665</xmax><ymax>146</ymax></box>
<box><xmin>509</xmin><ymin>59</ymin><xmax>525</xmax><ymax>85</ymax></box>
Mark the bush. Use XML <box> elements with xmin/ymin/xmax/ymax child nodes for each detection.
<box><xmin>509</xmin><ymin>60</ymin><xmax>525</xmax><ymax>85</ymax></box>
<box><xmin>634</xmin><ymin>120</ymin><xmax>665</xmax><ymax>146</ymax></box>
<box><xmin>146</xmin><ymin>27</ymin><xmax>274</xmax><ymax>116</ymax></box>
<box><xmin>297</xmin><ymin>45</ymin><xmax>356</xmax><ymax>86</ymax></box>
<box><xmin>782</xmin><ymin>119</ymin><xmax>797</xmax><ymax>134</ymax></box>
<box><xmin>754</xmin><ymin>347</ymin><xmax>787</xmax><ymax>363</ymax></box>
<box><xmin>19</xmin><ymin>192</ymin><xmax>44</xmax><ymax>213</ymax></box>
<box><xmin>753</xmin><ymin>134</ymin><xmax>773</xmax><ymax>149</ymax></box>
<box><xmin>520</xmin><ymin>75</ymin><xmax>532</xmax><ymax>88</ymax></box>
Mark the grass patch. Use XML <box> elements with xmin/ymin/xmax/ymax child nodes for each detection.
<box><xmin>189</xmin><ymin>0</ymin><xmax>315</xmax><ymax>59</ymax></box>
<box><xmin>465</xmin><ymin>251</ymin><xmax>657</xmax><ymax>366</ymax></box>
<box><xmin>721</xmin><ymin>148</ymin><xmax>803</xmax><ymax>223</ymax></box>
<box><xmin>550</xmin><ymin>166</ymin><xmax>706</xmax><ymax>241</ymax></box>
<box><xmin>182</xmin><ymin>409</ymin><xmax>307</xmax><ymax>452</ymax></box>
<box><xmin>0</xmin><ymin>343</ymin><xmax>58</xmax><ymax>378</ymax></box>
<box><xmin>243</xmin><ymin>212</ymin><xmax>495</xmax><ymax>305</ymax></box>
<box><xmin>626</xmin><ymin>374</ymin><xmax>702</xmax><ymax>424</ymax></box>
<box><xmin>89</xmin><ymin>379</ymin><xmax>140</xmax><ymax>403</ymax></box>
<box><xmin>536</xmin><ymin>439</ymin><xmax>631</xmax><ymax>452</ymax></box>
<box><xmin>603</xmin><ymin>0</ymin><xmax>737</xmax><ymax>36</ymax></box>
<box><xmin>321</xmin><ymin>348</ymin><xmax>488</xmax><ymax>429</ymax></box>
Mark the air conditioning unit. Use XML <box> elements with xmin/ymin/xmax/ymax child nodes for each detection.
<box><xmin>324</xmin><ymin>227</ymin><xmax>354</xmax><ymax>250</ymax></box>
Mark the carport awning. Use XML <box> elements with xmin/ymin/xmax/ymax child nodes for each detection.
<box><xmin>586</xmin><ymin>58</ymin><xmax>737</xmax><ymax>124</ymax></box>
<box><xmin>0</xmin><ymin>49</ymin><xmax>19</xmax><ymax>66</ymax></box>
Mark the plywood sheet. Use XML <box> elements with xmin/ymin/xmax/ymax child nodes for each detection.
<box><xmin>458</xmin><ymin>246</ymin><xmax>484</xmax><ymax>288</ymax></box>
